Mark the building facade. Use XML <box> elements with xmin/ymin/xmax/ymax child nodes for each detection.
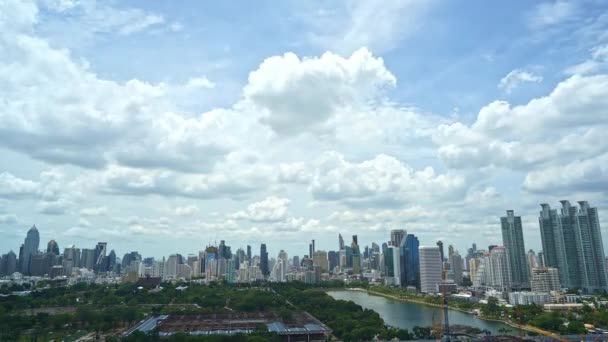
<box><xmin>419</xmin><ymin>246</ymin><xmax>442</xmax><ymax>293</ymax></box>
<box><xmin>501</xmin><ymin>210</ymin><xmax>529</xmax><ymax>289</ymax></box>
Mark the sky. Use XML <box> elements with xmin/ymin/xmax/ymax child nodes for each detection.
<box><xmin>1</xmin><ymin>0</ymin><xmax>608</xmax><ymax>260</ymax></box>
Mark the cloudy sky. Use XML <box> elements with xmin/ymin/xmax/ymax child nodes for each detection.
<box><xmin>1</xmin><ymin>0</ymin><xmax>608</xmax><ymax>259</ymax></box>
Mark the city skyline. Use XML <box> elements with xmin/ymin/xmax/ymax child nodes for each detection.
<box><xmin>1</xmin><ymin>0</ymin><xmax>608</xmax><ymax>256</ymax></box>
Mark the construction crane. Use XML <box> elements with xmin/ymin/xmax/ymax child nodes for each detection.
<box><xmin>433</xmin><ymin>267</ymin><xmax>451</xmax><ymax>342</ymax></box>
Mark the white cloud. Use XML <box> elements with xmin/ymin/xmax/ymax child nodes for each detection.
<box><xmin>528</xmin><ymin>0</ymin><xmax>578</xmax><ymax>29</ymax></box>
<box><xmin>565</xmin><ymin>45</ymin><xmax>608</xmax><ymax>76</ymax></box>
<box><xmin>80</xmin><ymin>207</ymin><xmax>107</xmax><ymax>216</ymax></box>
<box><xmin>0</xmin><ymin>172</ymin><xmax>39</xmax><ymax>199</ymax></box>
<box><xmin>174</xmin><ymin>205</ymin><xmax>200</xmax><ymax>217</ymax></box>
<box><xmin>185</xmin><ymin>77</ymin><xmax>216</xmax><ymax>89</ymax></box>
<box><xmin>435</xmin><ymin>74</ymin><xmax>608</xmax><ymax>171</ymax></box>
<box><xmin>523</xmin><ymin>153</ymin><xmax>608</xmax><ymax>194</ymax></box>
<box><xmin>231</xmin><ymin>197</ymin><xmax>290</xmax><ymax>222</ymax></box>
<box><xmin>303</xmin><ymin>0</ymin><xmax>434</xmax><ymax>54</ymax></box>
<box><xmin>498</xmin><ymin>69</ymin><xmax>543</xmax><ymax>93</ymax></box>
<box><xmin>244</xmin><ymin>48</ymin><xmax>396</xmax><ymax>135</ymax></box>
<box><xmin>309</xmin><ymin>151</ymin><xmax>466</xmax><ymax>207</ymax></box>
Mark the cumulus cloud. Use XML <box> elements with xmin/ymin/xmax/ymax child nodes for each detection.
<box><xmin>498</xmin><ymin>69</ymin><xmax>543</xmax><ymax>93</ymax></box>
<box><xmin>309</xmin><ymin>151</ymin><xmax>465</xmax><ymax>207</ymax></box>
<box><xmin>231</xmin><ymin>197</ymin><xmax>290</xmax><ymax>222</ymax></box>
<box><xmin>174</xmin><ymin>205</ymin><xmax>200</xmax><ymax>217</ymax></box>
<box><xmin>435</xmin><ymin>74</ymin><xmax>608</xmax><ymax>171</ymax></box>
<box><xmin>244</xmin><ymin>48</ymin><xmax>396</xmax><ymax>135</ymax></box>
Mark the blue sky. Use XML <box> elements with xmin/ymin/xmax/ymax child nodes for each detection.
<box><xmin>1</xmin><ymin>0</ymin><xmax>608</xmax><ymax>260</ymax></box>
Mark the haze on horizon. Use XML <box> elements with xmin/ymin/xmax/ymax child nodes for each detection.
<box><xmin>1</xmin><ymin>0</ymin><xmax>607</xmax><ymax>258</ymax></box>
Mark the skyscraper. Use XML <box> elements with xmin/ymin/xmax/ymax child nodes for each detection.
<box><xmin>94</xmin><ymin>242</ymin><xmax>107</xmax><ymax>272</ymax></box>
<box><xmin>0</xmin><ymin>251</ymin><xmax>17</xmax><ymax>276</ymax></box>
<box><xmin>47</xmin><ymin>240</ymin><xmax>59</xmax><ymax>255</ymax></box>
<box><xmin>488</xmin><ymin>246</ymin><xmax>511</xmax><ymax>292</ymax></box>
<box><xmin>501</xmin><ymin>210</ymin><xmax>529</xmax><ymax>289</ymax></box>
<box><xmin>338</xmin><ymin>234</ymin><xmax>344</xmax><ymax>250</ymax></box>
<box><xmin>449</xmin><ymin>251</ymin><xmax>463</xmax><ymax>285</ymax></box>
<box><xmin>246</xmin><ymin>245</ymin><xmax>251</xmax><ymax>262</ymax></box>
<box><xmin>260</xmin><ymin>244</ymin><xmax>269</xmax><ymax>277</ymax></box>
<box><xmin>574</xmin><ymin>201</ymin><xmax>607</xmax><ymax>293</ymax></box>
<box><xmin>21</xmin><ymin>225</ymin><xmax>40</xmax><ymax>274</ymax></box>
<box><xmin>419</xmin><ymin>246</ymin><xmax>442</xmax><ymax>293</ymax></box>
<box><xmin>539</xmin><ymin>201</ymin><xmax>608</xmax><ymax>293</ymax></box>
<box><xmin>436</xmin><ymin>241</ymin><xmax>444</xmax><ymax>262</ymax></box>
<box><xmin>390</xmin><ymin>229</ymin><xmax>406</xmax><ymax>247</ymax></box>
<box><xmin>400</xmin><ymin>234</ymin><xmax>420</xmax><ymax>289</ymax></box>
<box><xmin>313</xmin><ymin>250</ymin><xmax>329</xmax><ymax>273</ymax></box>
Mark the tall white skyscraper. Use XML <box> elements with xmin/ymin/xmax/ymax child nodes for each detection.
<box><xmin>419</xmin><ymin>246</ymin><xmax>442</xmax><ymax>293</ymax></box>
<box><xmin>488</xmin><ymin>246</ymin><xmax>511</xmax><ymax>292</ymax></box>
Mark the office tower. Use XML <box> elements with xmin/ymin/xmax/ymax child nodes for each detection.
<box><xmin>62</xmin><ymin>245</ymin><xmax>80</xmax><ymax>275</ymax></box>
<box><xmin>21</xmin><ymin>225</ymin><xmax>40</xmax><ymax>274</ymax></box>
<box><xmin>384</xmin><ymin>248</ymin><xmax>394</xmax><ymax>278</ymax></box>
<box><xmin>292</xmin><ymin>256</ymin><xmax>300</xmax><ymax>270</ymax></box>
<box><xmin>30</xmin><ymin>253</ymin><xmax>48</xmax><ymax>276</ymax></box>
<box><xmin>219</xmin><ymin>240</ymin><xmax>227</xmax><ymax>259</ymax></box>
<box><xmin>122</xmin><ymin>252</ymin><xmax>142</xmax><ymax>271</ymax></box>
<box><xmin>0</xmin><ymin>251</ymin><xmax>17</xmax><ymax>276</ymax></box>
<box><xmin>277</xmin><ymin>250</ymin><xmax>288</xmax><ymax>281</ymax></box>
<box><xmin>537</xmin><ymin>251</ymin><xmax>545</xmax><ymax>268</ymax></box>
<box><xmin>47</xmin><ymin>240</ymin><xmax>59</xmax><ymax>255</ymax></box>
<box><xmin>449</xmin><ymin>251</ymin><xmax>463</xmax><ymax>285</ymax></box>
<box><xmin>400</xmin><ymin>234</ymin><xmax>420</xmax><ymax>289</ymax></box>
<box><xmin>176</xmin><ymin>264</ymin><xmax>192</xmax><ymax>279</ymax></box>
<box><xmin>531</xmin><ymin>267</ymin><xmax>561</xmax><ymax>293</ymax></box>
<box><xmin>339</xmin><ymin>250</ymin><xmax>346</xmax><ymax>269</ymax></box>
<box><xmin>94</xmin><ymin>242</ymin><xmax>107</xmax><ymax>272</ymax></box>
<box><xmin>345</xmin><ymin>246</ymin><xmax>353</xmax><ymax>267</ymax></box>
<box><xmin>473</xmin><ymin>243</ymin><xmax>477</xmax><ymax>252</ymax></box>
<box><xmin>436</xmin><ymin>241</ymin><xmax>444</xmax><ymax>262</ymax></box>
<box><xmin>313</xmin><ymin>250</ymin><xmax>329</xmax><ymax>273</ymax></box>
<box><xmin>327</xmin><ymin>251</ymin><xmax>339</xmax><ymax>272</ymax></box>
<box><xmin>107</xmin><ymin>250</ymin><xmax>117</xmax><ymax>273</ymax></box>
<box><xmin>419</xmin><ymin>246</ymin><xmax>442</xmax><ymax>293</ymax></box>
<box><xmin>309</xmin><ymin>242</ymin><xmax>313</xmax><ymax>259</ymax></box>
<box><xmin>312</xmin><ymin>240</ymin><xmax>315</xmax><ymax>254</ymax></box>
<box><xmin>187</xmin><ymin>254</ymin><xmax>198</xmax><ymax>272</ymax></box>
<box><xmin>351</xmin><ymin>236</ymin><xmax>361</xmax><ymax>273</ymax></box>
<box><xmin>81</xmin><ymin>248</ymin><xmax>95</xmax><ymax>270</ymax></box>
<box><xmin>527</xmin><ymin>250</ymin><xmax>537</xmax><ymax>277</ymax></box>
<box><xmin>501</xmin><ymin>210</ymin><xmax>529</xmax><ymax>289</ymax></box>
<box><xmin>387</xmin><ymin>246</ymin><xmax>400</xmax><ymax>286</ymax></box>
<box><xmin>246</xmin><ymin>245</ymin><xmax>252</xmax><ymax>262</ymax></box>
<box><xmin>488</xmin><ymin>246</ymin><xmax>511</xmax><ymax>292</ymax></box>
<box><xmin>390</xmin><ymin>229</ymin><xmax>406</xmax><ymax>247</ymax></box>
<box><xmin>540</xmin><ymin>201</ymin><xmax>608</xmax><ymax>293</ymax></box>
<box><xmin>448</xmin><ymin>245</ymin><xmax>455</xmax><ymax>259</ymax></box>
<box><xmin>165</xmin><ymin>254</ymin><xmax>181</xmax><ymax>280</ymax></box>
<box><xmin>339</xmin><ymin>234</ymin><xmax>344</xmax><ymax>250</ymax></box>
<box><xmin>469</xmin><ymin>257</ymin><xmax>480</xmax><ymax>283</ymax></box>
<box><xmin>260</xmin><ymin>244</ymin><xmax>269</xmax><ymax>277</ymax></box>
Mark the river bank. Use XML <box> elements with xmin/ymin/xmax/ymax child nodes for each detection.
<box><xmin>345</xmin><ymin>288</ymin><xmax>555</xmax><ymax>337</ymax></box>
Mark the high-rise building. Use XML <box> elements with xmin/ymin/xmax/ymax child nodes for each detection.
<box><xmin>47</xmin><ymin>240</ymin><xmax>59</xmax><ymax>255</ymax></box>
<box><xmin>165</xmin><ymin>254</ymin><xmax>181</xmax><ymax>280</ymax></box>
<box><xmin>260</xmin><ymin>244</ymin><xmax>269</xmax><ymax>277</ymax></box>
<box><xmin>62</xmin><ymin>245</ymin><xmax>80</xmax><ymax>274</ymax></box>
<box><xmin>469</xmin><ymin>257</ymin><xmax>480</xmax><ymax>283</ymax></box>
<box><xmin>526</xmin><ymin>250</ymin><xmax>537</xmax><ymax>278</ymax></box>
<box><xmin>436</xmin><ymin>241</ymin><xmax>444</xmax><ymax>262</ymax></box>
<box><xmin>488</xmin><ymin>246</ymin><xmax>511</xmax><ymax>292</ymax></box>
<box><xmin>246</xmin><ymin>245</ymin><xmax>252</xmax><ymax>262</ymax></box>
<box><xmin>94</xmin><ymin>242</ymin><xmax>107</xmax><ymax>272</ymax></box>
<box><xmin>390</xmin><ymin>229</ymin><xmax>406</xmax><ymax>247</ymax></box>
<box><xmin>419</xmin><ymin>246</ymin><xmax>442</xmax><ymax>293</ymax></box>
<box><xmin>540</xmin><ymin>201</ymin><xmax>608</xmax><ymax>293</ymax></box>
<box><xmin>339</xmin><ymin>234</ymin><xmax>344</xmax><ymax>250</ymax></box>
<box><xmin>400</xmin><ymin>234</ymin><xmax>420</xmax><ymax>289</ymax></box>
<box><xmin>312</xmin><ymin>250</ymin><xmax>329</xmax><ymax>273</ymax></box>
<box><xmin>449</xmin><ymin>251</ymin><xmax>463</xmax><ymax>285</ymax></box>
<box><xmin>277</xmin><ymin>250</ymin><xmax>288</xmax><ymax>281</ymax></box>
<box><xmin>531</xmin><ymin>267</ymin><xmax>561</xmax><ymax>293</ymax></box>
<box><xmin>0</xmin><ymin>251</ymin><xmax>17</xmax><ymax>276</ymax></box>
<box><xmin>501</xmin><ymin>210</ymin><xmax>529</xmax><ymax>289</ymax></box>
<box><xmin>448</xmin><ymin>245</ymin><xmax>455</xmax><ymax>259</ymax></box>
<box><xmin>327</xmin><ymin>251</ymin><xmax>339</xmax><ymax>272</ymax></box>
<box><xmin>81</xmin><ymin>248</ymin><xmax>96</xmax><ymax>270</ymax></box>
<box><xmin>21</xmin><ymin>225</ymin><xmax>40</xmax><ymax>274</ymax></box>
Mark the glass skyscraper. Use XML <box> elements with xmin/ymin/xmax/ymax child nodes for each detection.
<box><xmin>500</xmin><ymin>210</ymin><xmax>529</xmax><ymax>289</ymax></box>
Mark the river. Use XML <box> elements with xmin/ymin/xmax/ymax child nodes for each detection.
<box><xmin>327</xmin><ymin>290</ymin><xmax>520</xmax><ymax>335</ymax></box>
